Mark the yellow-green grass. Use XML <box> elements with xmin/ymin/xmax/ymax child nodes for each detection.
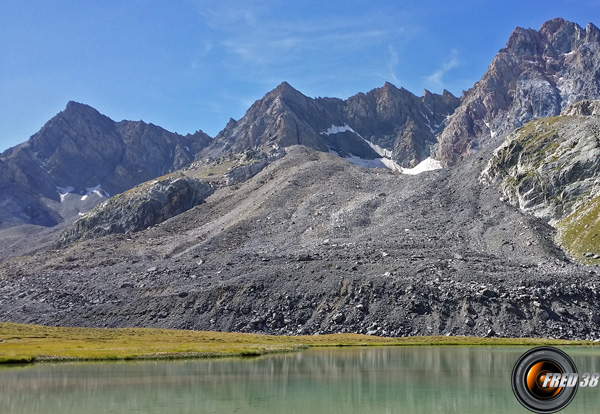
<box><xmin>0</xmin><ymin>322</ymin><xmax>594</xmax><ymax>364</ymax></box>
<box><xmin>557</xmin><ymin>194</ymin><xmax>600</xmax><ymax>263</ymax></box>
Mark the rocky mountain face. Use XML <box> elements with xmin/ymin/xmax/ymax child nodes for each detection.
<box><xmin>59</xmin><ymin>174</ymin><xmax>214</xmax><ymax>246</ymax></box>
<box><xmin>0</xmin><ymin>102</ymin><xmax>211</xmax><ymax>228</ymax></box>
<box><xmin>438</xmin><ymin>18</ymin><xmax>600</xmax><ymax>166</ymax></box>
<box><xmin>482</xmin><ymin>100</ymin><xmax>600</xmax><ymax>262</ymax></box>
<box><xmin>205</xmin><ymin>81</ymin><xmax>459</xmax><ymax>168</ymax></box>
<box><xmin>3</xmin><ymin>146</ymin><xmax>599</xmax><ymax>340</ymax></box>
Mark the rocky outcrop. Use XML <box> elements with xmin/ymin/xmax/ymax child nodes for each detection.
<box><xmin>481</xmin><ymin>100</ymin><xmax>600</xmax><ymax>262</ymax></box>
<box><xmin>0</xmin><ymin>102</ymin><xmax>211</xmax><ymax>228</ymax></box>
<box><xmin>438</xmin><ymin>18</ymin><xmax>600</xmax><ymax>166</ymax></box>
<box><xmin>205</xmin><ymin>81</ymin><xmax>459</xmax><ymax>168</ymax></box>
<box><xmin>561</xmin><ymin>99</ymin><xmax>600</xmax><ymax>116</ymax></box>
<box><xmin>482</xmin><ymin>100</ymin><xmax>600</xmax><ymax>221</ymax></box>
<box><xmin>224</xmin><ymin>148</ymin><xmax>285</xmax><ymax>186</ymax></box>
<box><xmin>58</xmin><ymin>175</ymin><xmax>214</xmax><ymax>245</ymax></box>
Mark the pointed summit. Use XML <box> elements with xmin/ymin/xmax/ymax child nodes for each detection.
<box><xmin>274</xmin><ymin>81</ymin><xmax>297</xmax><ymax>93</ymax></box>
<box><xmin>539</xmin><ymin>18</ymin><xmax>584</xmax><ymax>53</ymax></box>
<box><xmin>586</xmin><ymin>22</ymin><xmax>600</xmax><ymax>41</ymax></box>
<box><xmin>206</xmin><ymin>82</ymin><xmax>339</xmax><ymax>156</ymax></box>
<box><xmin>539</xmin><ymin>17</ymin><xmax>572</xmax><ymax>34</ymax></box>
<box><xmin>379</xmin><ymin>81</ymin><xmax>403</xmax><ymax>96</ymax></box>
<box><xmin>0</xmin><ymin>102</ymin><xmax>210</xmax><ymax>228</ymax></box>
<box><xmin>65</xmin><ymin>100</ymin><xmax>98</xmax><ymax>111</ymax></box>
<box><xmin>505</xmin><ymin>26</ymin><xmax>543</xmax><ymax>56</ymax></box>
<box><xmin>266</xmin><ymin>81</ymin><xmax>307</xmax><ymax>102</ymax></box>
<box><xmin>438</xmin><ymin>18</ymin><xmax>600</xmax><ymax>166</ymax></box>
<box><xmin>61</xmin><ymin>101</ymin><xmax>109</xmax><ymax>122</ymax></box>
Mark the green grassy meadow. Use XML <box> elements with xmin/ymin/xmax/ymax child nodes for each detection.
<box><xmin>0</xmin><ymin>322</ymin><xmax>594</xmax><ymax>364</ymax></box>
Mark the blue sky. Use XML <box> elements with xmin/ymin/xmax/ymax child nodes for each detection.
<box><xmin>1</xmin><ymin>1</ymin><xmax>599</xmax><ymax>151</ymax></box>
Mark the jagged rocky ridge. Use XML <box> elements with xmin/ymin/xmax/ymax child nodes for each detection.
<box><xmin>4</xmin><ymin>18</ymin><xmax>600</xmax><ymax>231</ymax></box>
<box><xmin>0</xmin><ymin>102</ymin><xmax>211</xmax><ymax>228</ymax></box>
<box><xmin>438</xmin><ymin>18</ymin><xmax>600</xmax><ymax>166</ymax></box>
<box><xmin>205</xmin><ymin>81</ymin><xmax>459</xmax><ymax>168</ymax></box>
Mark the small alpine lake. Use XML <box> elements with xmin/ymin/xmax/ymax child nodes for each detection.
<box><xmin>2</xmin><ymin>346</ymin><xmax>600</xmax><ymax>413</ymax></box>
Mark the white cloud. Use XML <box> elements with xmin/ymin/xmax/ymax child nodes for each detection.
<box><xmin>187</xmin><ymin>1</ymin><xmax>420</xmax><ymax>98</ymax></box>
<box><xmin>190</xmin><ymin>40</ymin><xmax>214</xmax><ymax>69</ymax></box>
<box><xmin>425</xmin><ymin>49</ymin><xmax>460</xmax><ymax>90</ymax></box>
<box><xmin>386</xmin><ymin>45</ymin><xmax>401</xmax><ymax>85</ymax></box>
<box><xmin>191</xmin><ymin>0</ymin><xmax>270</xmax><ymax>28</ymax></box>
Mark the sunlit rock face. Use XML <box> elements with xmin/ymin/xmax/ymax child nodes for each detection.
<box><xmin>206</xmin><ymin>81</ymin><xmax>459</xmax><ymax>168</ymax></box>
<box><xmin>0</xmin><ymin>101</ymin><xmax>211</xmax><ymax>227</ymax></box>
<box><xmin>438</xmin><ymin>18</ymin><xmax>600</xmax><ymax>166</ymax></box>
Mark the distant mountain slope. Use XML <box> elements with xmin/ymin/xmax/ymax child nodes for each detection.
<box><xmin>0</xmin><ymin>102</ymin><xmax>211</xmax><ymax>228</ymax></box>
<box><xmin>438</xmin><ymin>18</ymin><xmax>600</xmax><ymax>166</ymax></box>
<box><xmin>204</xmin><ymin>81</ymin><xmax>459</xmax><ymax>168</ymax></box>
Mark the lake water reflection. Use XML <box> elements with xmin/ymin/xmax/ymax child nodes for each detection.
<box><xmin>2</xmin><ymin>346</ymin><xmax>600</xmax><ymax>413</ymax></box>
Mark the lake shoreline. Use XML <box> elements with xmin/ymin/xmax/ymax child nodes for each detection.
<box><xmin>1</xmin><ymin>322</ymin><xmax>597</xmax><ymax>365</ymax></box>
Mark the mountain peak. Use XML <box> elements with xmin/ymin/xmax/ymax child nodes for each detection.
<box><xmin>66</xmin><ymin>100</ymin><xmax>91</xmax><ymax>108</ymax></box>
<box><xmin>60</xmin><ymin>101</ymin><xmax>108</xmax><ymax>125</ymax></box>
<box><xmin>540</xmin><ymin>18</ymin><xmax>584</xmax><ymax>53</ymax></box>
<box><xmin>64</xmin><ymin>100</ymin><xmax>101</xmax><ymax>114</ymax></box>
<box><xmin>442</xmin><ymin>89</ymin><xmax>454</xmax><ymax>98</ymax></box>
<box><xmin>586</xmin><ymin>22</ymin><xmax>600</xmax><ymax>41</ymax></box>
<box><xmin>505</xmin><ymin>26</ymin><xmax>543</xmax><ymax>55</ymax></box>
<box><xmin>271</xmin><ymin>81</ymin><xmax>303</xmax><ymax>98</ymax></box>
<box><xmin>438</xmin><ymin>17</ymin><xmax>600</xmax><ymax>166</ymax></box>
<box><xmin>381</xmin><ymin>81</ymin><xmax>400</xmax><ymax>93</ymax></box>
<box><xmin>276</xmin><ymin>80</ymin><xmax>294</xmax><ymax>90</ymax></box>
<box><xmin>505</xmin><ymin>18</ymin><xmax>594</xmax><ymax>57</ymax></box>
<box><xmin>539</xmin><ymin>17</ymin><xmax>574</xmax><ymax>34</ymax></box>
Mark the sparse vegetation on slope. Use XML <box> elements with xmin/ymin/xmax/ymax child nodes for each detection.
<box><xmin>557</xmin><ymin>195</ymin><xmax>600</xmax><ymax>263</ymax></box>
<box><xmin>482</xmin><ymin>101</ymin><xmax>600</xmax><ymax>263</ymax></box>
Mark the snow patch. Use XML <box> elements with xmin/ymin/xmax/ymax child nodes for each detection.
<box><xmin>81</xmin><ymin>185</ymin><xmax>110</xmax><ymax>201</ymax></box>
<box><xmin>341</xmin><ymin>155</ymin><xmax>408</xmax><ymax>171</ymax></box>
<box><xmin>338</xmin><ymin>154</ymin><xmax>441</xmax><ymax>175</ymax></box>
<box><xmin>322</xmin><ymin>124</ymin><xmax>442</xmax><ymax>174</ymax></box>
<box><xmin>483</xmin><ymin>121</ymin><xmax>497</xmax><ymax>139</ymax></box>
<box><xmin>420</xmin><ymin>110</ymin><xmax>436</xmax><ymax>134</ymax></box>
<box><xmin>56</xmin><ymin>186</ymin><xmax>75</xmax><ymax>202</ymax></box>
<box><xmin>362</xmin><ymin>138</ymin><xmax>393</xmax><ymax>158</ymax></box>
<box><xmin>399</xmin><ymin>157</ymin><xmax>442</xmax><ymax>175</ymax></box>
<box><xmin>342</xmin><ymin>155</ymin><xmax>392</xmax><ymax>170</ymax></box>
<box><xmin>56</xmin><ymin>186</ymin><xmax>74</xmax><ymax>195</ymax></box>
<box><xmin>321</xmin><ymin>124</ymin><xmax>394</xmax><ymax>158</ymax></box>
<box><xmin>321</xmin><ymin>124</ymin><xmax>355</xmax><ymax>135</ymax></box>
